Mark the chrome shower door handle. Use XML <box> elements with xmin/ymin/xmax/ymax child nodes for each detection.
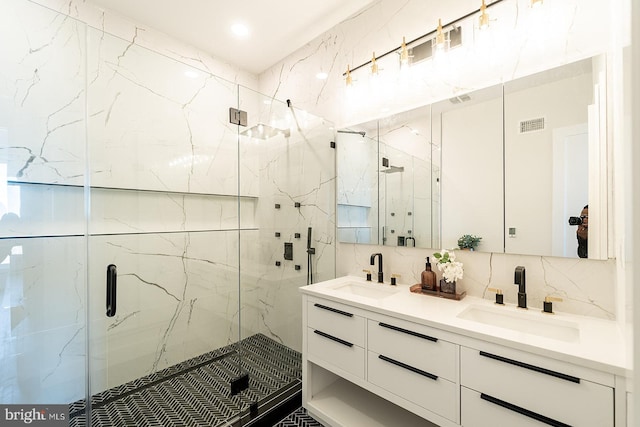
<box><xmin>106</xmin><ymin>264</ymin><xmax>117</xmax><ymax>317</ymax></box>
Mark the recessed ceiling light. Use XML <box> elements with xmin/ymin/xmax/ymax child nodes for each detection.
<box><xmin>316</xmin><ymin>72</ymin><xmax>328</xmax><ymax>80</ymax></box>
<box><xmin>231</xmin><ymin>23</ymin><xmax>250</xmax><ymax>38</ymax></box>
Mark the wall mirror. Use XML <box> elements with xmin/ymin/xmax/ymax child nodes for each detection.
<box><xmin>337</xmin><ymin>54</ymin><xmax>609</xmax><ymax>260</ymax></box>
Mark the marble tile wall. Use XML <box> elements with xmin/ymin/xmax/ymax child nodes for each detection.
<box><xmin>239</xmin><ymin>108</ymin><xmax>336</xmax><ymax>353</ymax></box>
<box><xmin>0</xmin><ymin>0</ymin><xmax>89</xmax><ymax>405</ymax></box>
<box><xmin>336</xmin><ymin>132</ymin><xmax>377</xmax><ymax>244</ymax></box>
<box><xmin>258</xmin><ymin>0</ymin><xmax>629</xmax><ymax>322</ymax></box>
<box><xmin>0</xmin><ymin>237</ymin><xmax>87</xmax><ymax>405</ymax></box>
<box><xmin>338</xmin><ymin>243</ymin><xmax>617</xmax><ymax>320</ymax></box>
<box><xmin>259</xmin><ymin>0</ymin><xmax>624</xmax><ymax>127</ymax></box>
<box><xmin>1</xmin><ymin>0</ymin><xmax>336</xmax><ymax>406</ymax></box>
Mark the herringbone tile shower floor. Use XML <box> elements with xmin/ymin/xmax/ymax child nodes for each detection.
<box><xmin>68</xmin><ymin>334</ymin><xmax>317</xmax><ymax>427</ymax></box>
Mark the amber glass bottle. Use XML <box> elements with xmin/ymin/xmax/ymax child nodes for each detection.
<box><xmin>421</xmin><ymin>257</ymin><xmax>437</xmax><ymax>291</ymax></box>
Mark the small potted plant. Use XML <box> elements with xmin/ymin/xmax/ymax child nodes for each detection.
<box><xmin>457</xmin><ymin>234</ymin><xmax>482</xmax><ymax>251</ymax></box>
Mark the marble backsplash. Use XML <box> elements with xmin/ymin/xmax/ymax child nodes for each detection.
<box><xmin>337</xmin><ymin>243</ymin><xmax>616</xmax><ymax>320</ymax></box>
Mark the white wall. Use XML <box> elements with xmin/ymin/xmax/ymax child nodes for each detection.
<box><xmin>439</xmin><ymin>94</ymin><xmax>503</xmax><ymax>253</ymax></box>
<box><xmin>504</xmin><ymin>70</ymin><xmax>594</xmax><ymax>256</ymax></box>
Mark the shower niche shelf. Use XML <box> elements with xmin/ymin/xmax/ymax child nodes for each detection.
<box><xmin>8</xmin><ymin>180</ymin><xmax>259</xmax><ymax>199</ymax></box>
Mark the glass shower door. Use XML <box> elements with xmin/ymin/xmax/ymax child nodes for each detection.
<box><xmin>85</xmin><ymin>27</ymin><xmax>245</xmax><ymax>426</ymax></box>
<box><xmin>236</xmin><ymin>87</ymin><xmax>336</xmax><ymax>422</ymax></box>
<box><xmin>0</xmin><ymin>0</ymin><xmax>89</xmax><ymax>423</ymax></box>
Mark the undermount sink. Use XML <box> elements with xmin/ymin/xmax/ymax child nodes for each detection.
<box><xmin>330</xmin><ymin>282</ymin><xmax>399</xmax><ymax>300</ymax></box>
<box><xmin>457</xmin><ymin>304</ymin><xmax>580</xmax><ymax>342</ymax></box>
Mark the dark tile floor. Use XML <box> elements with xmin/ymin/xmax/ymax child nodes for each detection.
<box><xmin>69</xmin><ymin>334</ymin><xmax>304</xmax><ymax>427</ymax></box>
<box><xmin>274</xmin><ymin>407</ymin><xmax>324</xmax><ymax>427</ymax></box>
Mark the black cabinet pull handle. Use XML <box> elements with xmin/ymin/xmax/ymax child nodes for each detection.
<box><xmin>479</xmin><ymin>351</ymin><xmax>580</xmax><ymax>383</ymax></box>
<box><xmin>313</xmin><ymin>303</ymin><xmax>353</xmax><ymax>317</ymax></box>
<box><xmin>480</xmin><ymin>393</ymin><xmax>572</xmax><ymax>427</ymax></box>
<box><xmin>379</xmin><ymin>322</ymin><xmax>438</xmax><ymax>342</ymax></box>
<box><xmin>106</xmin><ymin>264</ymin><xmax>117</xmax><ymax>317</ymax></box>
<box><xmin>378</xmin><ymin>355</ymin><xmax>438</xmax><ymax>381</ymax></box>
<box><xmin>313</xmin><ymin>330</ymin><xmax>353</xmax><ymax>347</ymax></box>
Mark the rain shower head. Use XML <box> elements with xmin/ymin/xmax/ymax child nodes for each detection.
<box><xmin>241</xmin><ymin>123</ymin><xmax>290</xmax><ymax>140</ymax></box>
<box><xmin>381</xmin><ymin>166</ymin><xmax>404</xmax><ymax>174</ymax></box>
<box><xmin>337</xmin><ymin>130</ymin><xmax>366</xmax><ymax>137</ymax></box>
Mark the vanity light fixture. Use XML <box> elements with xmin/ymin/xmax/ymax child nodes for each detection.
<box><xmin>345</xmin><ymin>65</ymin><xmax>353</xmax><ymax>86</ymax></box>
<box><xmin>341</xmin><ymin>0</ymin><xmax>505</xmax><ymax>85</ymax></box>
<box><xmin>371</xmin><ymin>52</ymin><xmax>379</xmax><ymax>76</ymax></box>
<box><xmin>433</xmin><ymin>19</ymin><xmax>450</xmax><ymax>53</ymax></box>
<box><xmin>479</xmin><ymin>0</ymin><xmax>490</xmax><ymax>30</ymax></box>
<box><xmin>399</xmin><ymin>37</ymin><xmax>410</xmax><ymax>67</ymax></box>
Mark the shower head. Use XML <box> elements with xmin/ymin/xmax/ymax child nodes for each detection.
<box><xmin>381</xmin><ymin>166</ymin><xmax>404</xmax><ymax>174</ymax></box>
<box><xmin>337</xmin><ymin>130</ymin><xmax>366</xmax><ymax>137</ymax></box>
<box><xmin>241</xmin><ymin>123</ymin><xmax>290</xmax><ymax>140</ymax></box>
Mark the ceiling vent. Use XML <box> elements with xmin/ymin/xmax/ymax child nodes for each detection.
<box><xmin>519</xmin><ymin>117</ymin><xmax>545</xmax><ymax>134</ymax></box>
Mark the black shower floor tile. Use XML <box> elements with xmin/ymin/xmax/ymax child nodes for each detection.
<box><xmin>69</xmin><ymin>334</ymin><xmax>301</xmax><ymax>427</ymax></box>
<box><xmin>274</xmin><ymin>407</ymin><xmax>325</xmax><ymax>427</ymax></box>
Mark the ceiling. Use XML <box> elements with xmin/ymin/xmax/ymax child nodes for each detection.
<box><xmin>86</xmin><ymin>0</ymin><xmax>375</xmax><ymax>74</ymax></box>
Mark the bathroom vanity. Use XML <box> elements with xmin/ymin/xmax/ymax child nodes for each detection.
<box><xmin>300</xmin><ymin>276</ymin><xmax>629</xmax><ymax>427</ymax></box>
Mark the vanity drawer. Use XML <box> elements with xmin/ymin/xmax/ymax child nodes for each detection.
<box><xmin>368</xmin><ymin>351</ymin><xmax>458</xmax><ymax>422</ymax></box>
<box><xmin>307</xmin><ymin>299</ymin><xmax>365</xmax><ymax>347</ymax></box>
<box><xmin>368</xmin><ymin>319</ymin><xmax>458</xmax><ymax>381</ymax></box>
<box><xmin>461</xmin><ymin>386</ymin><xmax>554</xmax><ymax>427</ymax></box>
<box><xmin>461</xmin><ymin>346</ymin><xmax>613</xmax><ymax>427</ymax></box>
<box><xmin>308</xmin><ymin>327</ymin><xmax>365</xmax><ymax>378</ymax></box>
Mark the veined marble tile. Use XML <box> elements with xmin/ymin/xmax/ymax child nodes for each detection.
<box><xmin>0</xmin><ymin>236</ymin><xmax>87</xmax><ymax>404</ymax></box>
<box><xmin>30</xmin><ymin>0</ymin><xmax>257</xmax><ymax>89</ymax></box>
<box><xmin>0</xmin><ymin>183</ymin><xmax>83</xmax><ymax>238</ymax></box>
<box><xmin>86</xmin><ymin>27</ymin><xmax>243</xmax><ymax>196</ymax></box>
<box><xmin>258</xmin><ymin>0</ymin><xmax>620</xmax><ymax>129</ymax></box>
<box><xmin>0</xmin><ymin>325</ymin><xmax>86</xmax><ymax>405</ymax></box>
<box><xmin>0</xmin><ymin>0</ymin><xmax>340</xmax><ymax>404</ymax></box>
<box><xmin>90</xmin><ymin>188</ymin><xmax>256</xmax><ymax>235</ymax></box>
<box><xmin>89</xmin><ymin>231</ymin><xmax>240</xmax><ymax>390</ymax></box>
<box><xmin>0</xmin><ymin>0</ymin><xmax>87</xmax><ymax>185</ymax></box>
<box><xmin>337</xmin><ymin>243</ymin><xmax>616</xmax><ymax>320</ymax></box>
<box><xmin>238</xmin><ymin>118</ymin><xmax>336</xmax><ymax>353</ymax></box>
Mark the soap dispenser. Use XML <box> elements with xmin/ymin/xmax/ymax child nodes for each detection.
<box><xmin>421</xmin><ymin>257</ymin><xmax>437</xmax><ymax>291</ymax></box>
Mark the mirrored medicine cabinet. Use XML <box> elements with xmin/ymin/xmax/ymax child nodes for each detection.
<box><xmin>337</xmin><ymin>54</ymin><xmax>609</xmax><ymax>260</ymax></box>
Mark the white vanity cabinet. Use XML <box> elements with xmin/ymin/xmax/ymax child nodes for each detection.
<box><xmin>307</xmin><ymin>299</ymin><xmax>366</xmax><ymax>379</ymax></box>
<box><xmin>460</xmin><ymin>345</ymin><xmax>614</xmax><ymax>427</ymax></box>
<box><xmin>367</xmin><ymin>315</ymin><xmax>459</xmax><ymax>423</ymax></box>
<box><xmin>301</xmin><ymin>278</ymin><xmax>627</xmax><ymax>427</ymax></box>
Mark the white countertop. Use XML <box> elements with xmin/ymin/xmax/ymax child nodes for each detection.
<box><xmin>300</xmin><ymin>275</ymin><xmax>630</xmax><ymax>376</ymax></box>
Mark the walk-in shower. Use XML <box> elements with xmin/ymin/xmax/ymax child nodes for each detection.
<box><xmin>0</xmin><ymin>1</ymin><xmax>336</xmax><ymax>425</ymax></box>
